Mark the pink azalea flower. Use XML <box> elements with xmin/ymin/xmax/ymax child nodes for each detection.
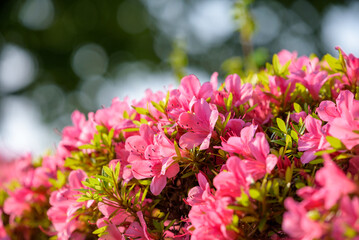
<box><xmin>125</xmin><ymin>211</ymin><xmax>152</xmax><ymax>240</ymax></box>
<box><xmin>224</xmin><ymin>118</ymin><xmax>245</xmax><ymax>137</ymax></box>
<box><xmin>289</xmin><ymin>57</ymin><xmax>328</xmax><ymax>99</ymax></box>
<box><xmin>317</xmin><ymin>90</ymin><xmax>359</xmax><ymax>149</ymax></box>
<box><xmin>178</xmin><ymin>75</ymin><xmax>213</xmax><ymax>102</ymax></box>
<box><xmin>126</xmin><ymin>125</ymin><xmax>180</xmax><ymax>195</ymax></box>
<box><xmin>97</xmin><ymin>218</ymin><xmax>125</xmax><ymax>240</ymax></box>
<box><xmin>186</xmin><ymin>172</ymin><xmax>212</xmax><ymax>206</ymax></box>
<box><xmin>277</xmin><ymin>49</ymin><xmax>297</xmax><ymax>66</ymax></box>
<box><xmin>295</xmin><ymin>158</ymin><xmax>357</xmax><ymax>211</ymax></box>
<box><xmin>225</xmin><ymin>74</ymin><xmax>253</xmax><ymax>106</ymax></box>
<box><xmin>134</xmin><ymin>89</ymin><xmax>168</xmax><ymax>122</ymax></box>
<box><xmin>246</xmin><ymin>86</ymin><xmax>273</xmax><ymax>124</ymax></box>
<box><xmin>298</xmin><ymin>115</ymin><xmax>330</xmax><ymax>164</ymax></box>
<box><xmin>47</xmin><ymin>169</ymin><xmax>91</xmax><ymax>239</ymax></box>
<box><xmin>96</xmin><ymin>202</ymin><xmax>134</xmax><ymax>240</ymax></box>
<box><xmin>282</xmin><ymin>198</ymin><xmax>325</xmax><ymax>240</ymax></box>
<box><xmin>336</xmin><ymin>47</ymin><xmax>359</xmax><ymax>86</ymax></box>
<box><xmin>61</xmin><ymin>110</ymin><xmax>97</xmax><ymax>156</ymax></box>
<box><xmin>220</xmin><ymin>124</ymin><xmax>257</xmax><ymax>158</ymax></box>
<box><xmin>220</xmin><ymin>125</ymin><xmax>277</xmax><ymax>179</ymax></box>
<box><xmin>188</xmin><ymin>195</ymin><xmax>238</xmax><ymax>240</ymax></box>
<box><xmin>167</xmin><ymin>89</ymin><xmax>190</xmax><ymax>120</ymax></box>
<box><xmin>3</xmin><ymin>188</ymin><xmax>33</xmax><ymax>221</ymax></box>
<box><xmin>244</xmin><ymin>132</ymin><xmax>278</xmax><ymax>179</ymax></box>
<box><xmin>178</xmin><ymin>98</ymin><xmax>218</xmax><ymax>150</ymax></box>
<box><xmin>213</xmin><ymin>156</ymin><xmax>252</xmax><ymax>198</ymax></box>
<box><xmin>95</xmin><ymin>97</ymin><xmax>136</xmax><ymax>133</ymax></box>
<box><xmin>332</xmin><ymin>196</ymin><xmax>359</xmax><ymax>239</ymax></box>
<box><xmin>268</xmin><ymin>75</ymin><xmax>296</xmax><ymax>105</ymax></box>
<box><xmin>290</xmin><ymin>111</ymin><xmax>307</xmax><ymax>123</ymax></box>
<box><xmin>313</xmin><ymin>159</ymin><xmax>357</xmax><ymax>209</ymax></box>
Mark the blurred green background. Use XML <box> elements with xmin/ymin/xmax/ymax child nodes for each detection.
<box><xmin>0</xmin><ymin>0</ymin><xmax>358</xmax><ymax>157</ymax></box>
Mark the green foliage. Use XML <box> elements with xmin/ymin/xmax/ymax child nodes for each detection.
<box><xmin>65</xmin><ymin>126</ymin><xmax>116</xmax><ymax>175</ymax></box>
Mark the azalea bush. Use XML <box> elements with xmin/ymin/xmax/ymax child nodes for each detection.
<box><xmin>1</xmin><ymin>47</ymin><xmax>359</xmax><ymax>240</ymax></box>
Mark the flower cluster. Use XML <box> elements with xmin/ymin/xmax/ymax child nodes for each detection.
<box><xmin>1</xmin><ymin>47</ymin><xmax>359</xmax><ymax>239</ymax></box>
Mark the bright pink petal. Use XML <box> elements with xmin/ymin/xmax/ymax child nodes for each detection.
<box><xmin>199</xmin><ymin>133</ymin><xmax>212</xmax><ymax>150</ymax></box>
<box><xmin>150</xmin><ymin>175</ymin><xmax>167</xmax><ymax>195</ymax></box>
<box><xmin>239</xmin><ymin>83</ymin><xmax>253</xmax><ymax>103</ymax></box>
<box><xmin>317</xmin><ymin>100</ymin><xmax>339</xmax><ymax>122</ymax></box>
<box><xmin>179</xmin><ymin>75</ymin><xmax>201</xmax><ymax>100</ymax></box>
<box><xmin>210</xmin><ymin>72</ymin><xmax>218</xmax><ymax>90</ymax></box>
<box><xmin>131</xmin><ymin>160</ymin><xmax>154</xmax><ymax>179</ymax></box>
<box><xmin>179</xmin><ymin>132</ymin><xmax>207</xmax><ymax>149</ymax></box>
<box><xmin>249</xmin><ymin>132</ymin><xmax>269</xmax><ymax>163</ymax></box>
<box><xmin>225</xmin><ymin>74</ymin><xmax>241</xmax><ymax>93</ymax></box>
<box><xmin>266</xmin><ymin>154</ymin><xmax>278</xmax><ymax>173</ymax></box>
<box><xmin>68</xmin><ymin>169</ymin><xmax>87</xmax><ymax>189</ymax></box>
<box><xmin>198</xmin><ymin>82</ymin><xmax>213</xmax><ymax>100</ymax></box>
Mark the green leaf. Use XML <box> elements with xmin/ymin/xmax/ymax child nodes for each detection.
<box><xmin>285</xmin><ymin>134</ymin><xmax>292</xmax><ymax>149</ymax></box>
<box><xmin>272</xmin><ymin>54</ymin><xmax>280</xmax><ymax>74</ymax></box>
<box><xmin>122</xmin><ymin>127</ymin><xmax>140</xmax><ymax>132</ymax></box>
<box><xmin>78</xmin><ymin>144</ymin><xmax>97</xmax><ymax>150</ymax></box>
<box><xmin>295</xmin><ymin>182</ymin><xmax>306</xmax><ymax>189</ymax></box>
<box><xmin>290</xmin><ymin>130</ymin><xmax>298</xmax><ymax>142</ymax></box>
<box><xmin>236</xmin><ymin>193</ymin><xmax>249</xmax><ymax>207</ymax></box>
<box><xmin>249</xmin><ymin>189</ymin><xmax>262</xmax><ymax>201</ymax></box>
<box><xmin>293</xmin><ymin>102</ymin><xmax>302</xmax><ymax>113</ymax></box>
<box><xmin>285</xmin><ymin>164</ymin><xmax>293</xmax><ymax>183</ymax></box>
<box><xmin>326</xmin><ymin>136</ymin><xmax>346</xmax><ymax>150</ymax></box>
<box><xmin>123</xmin><ymin>110</ymin><xmax>129</xmax><ymax>119</ymax></box>
<box><xmin>245</xmin><ymin>103</ymin><xmax>258</xmax><ymax>114</ymax></box>
<box><xmin>314</xmin><ymin>149</ymin><xmax>337</xmax><ymax>156</ymax></box>
<box><xmin>151</xmin><ymin>101</ymin><xmax>165</xmax><ymax>113</ymax></box>
<box><xmin>181</xmin><ymin>171</ymin><xmax>195</xmax><ymax>179</ymax></box>
<box><xmin>132</xmin><ymin>106</ymin><xmax>148</xmax><ymax>115</ymax></box>
<box><xmin>276</xmin><ymin>118</ymin><xmax>287</xmax><ymax>133</ymax></box>
<box><xmin>164</xmin><ymin>219</ymin><xmax>176</xmax><ymax>232</ymax></box>
<box><xmin>102</xmin><ymin>166</ymin><xmax>112</xmax><ymax>177</ymax></box>
<box><xmin>93</xmin><ymin>226</ymin><xmax>108</xmax><ymax>235</ymax></box>
<box><xmin>174</xmin><ymin>141</ymin><xmax>182</xmax><ymax>158</ymax></box>
<box><xmin>307</xmin><ymin>210</ymin><xmax>321</xmax><ymax>221</ymax></box>
<box><xmin>141</xmin><ymin>186</ymin><xmax>149</xmax><ymax>203</ymax></box>
<box><xmin>225</xmin><ymin>93</ymin><xmax>233</xmax><ymax>112</ymax></box>
<box><xmin>164</xmin><ymin>90</ymin><xmax>170</xmax><ymax>109</ymax></box>
<box><xmin>138</xmin><ymin>179</ymin><xmax>152</xmax><ymax>185</ymax></box>
<box><xmin>324</xmin><ymin>53</ymin><xmax>343</xmax><ymax>72</ymax></box>
<box><xmin>241</xmin><ymin>216</ymin><xmax>258</xmax><ymax>223</ymax></box>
